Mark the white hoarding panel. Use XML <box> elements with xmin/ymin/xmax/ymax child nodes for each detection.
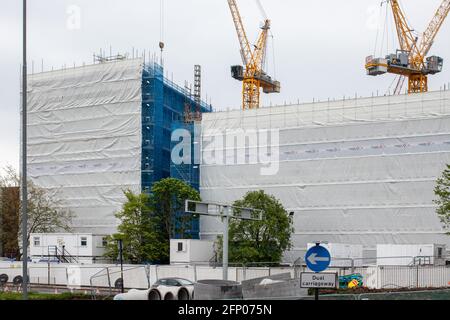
<box><xmin>27</xmin><ymin>59</ymin><xmax>144</xmax><ymax>234</ymax></box>
<box><xmin>200</xmin><ymin>91</ymin><xmax>450</xmax><ymax>263</ymax></box>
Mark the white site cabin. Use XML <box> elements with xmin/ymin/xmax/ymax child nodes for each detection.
<box><xmin>307</xmin><ymin>243</ymin><xmax>364</xmax><ymax>267</ymax></box>
<box><xmin>376</xmin><ymin>244</ymin><xmax>447</xmax><ymax>266</ymax></box>
<box><xmin>30</xmin><ymin>233</ymin><xmax>109</xmax><ymax>264</ymax></box>
<box><xmin>170</xmin><ymin>239</ymin><xmax>216</xmax><ymax>265</ymax></box>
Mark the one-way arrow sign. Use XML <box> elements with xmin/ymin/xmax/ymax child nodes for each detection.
<box><xmin>305</xmin><ymin>245</ymin><xmax>331</xmax><ymax>272</ymax></box>
<box><xmin>307</xmin><ymin>253</ymin><xmax>330</xmax><ymax>265</ymax></box>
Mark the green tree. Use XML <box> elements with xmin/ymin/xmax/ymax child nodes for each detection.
<box><xmin>150</xmin><ymin>178</ymin><xmax>201</xmax><ymax>241</ymax></box>
<box><xmin>0</xmin><ymin>186</ymin><xmax>20</xmax><ymax>258</ymax></box>
<box><xmin>105</xmin><ymin>191</ymin><xmax>163</xmax><ymax>264</ymax></box>
<box><xmin>0</xmin><ymin>166</ymin><xmax>73</xmax><ymax>260</ymax></box>
<box><xmin>105</xmin><ymin>179</ymin><xmax>201</xmax><ymax>264</ymax></box>
<box><xmin>434</xmin><ymin>164</ymin><xmax>450</xmax><ymax>233</ymax></box>
<box><xmin>217</xmin><ymin>190</ymin><xmax>293</xmax><ymax>265</ymax></box>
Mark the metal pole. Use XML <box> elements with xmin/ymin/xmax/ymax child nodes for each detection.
<box><xmin>21</xmin><ymin>0</ymin><xmax>28</xmax><ymax>300</ymax></box>
<box><xmin>315</xmin><ymin>288</ymin><xmax>319</xmax><ymax>301</ymax></box>
<box><xmin>106</xmin><ymin>267</ymin><xmax>112</xmax><ymax>297</ymax></box>
<box><xmin>118</xmin><ymin>240</ymin><xmax>124</xmax><ymax>293</ymax></box>
<box><xmin>222</xmin><ymin>206</ymin><xmax>229</xmax><ymax>281</ymax></box>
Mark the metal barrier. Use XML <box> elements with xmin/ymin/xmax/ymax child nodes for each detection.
<box><xmin>1</xmin><ymin>254</ymin><xmax>448</xmax><ymax>299</ymax></box>
<box><xmin>89</xmin><ymin>267</ymin><xmax>112</xmax><ymax>299</ymax></box>
<box><xmin>89</xmin><ymin>265</ymin><xmax>151</xmax><ymax>300</ymax></box>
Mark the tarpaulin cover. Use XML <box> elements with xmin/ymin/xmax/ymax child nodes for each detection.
<box><xmin>200</xmin><ymin>90</ymin><xmax>450</xmax><ymax>262</ymax></box>
<box><xmin>27</xmin><ymin>59</ymin><xmax>144</xmax><ymax>234</ymax></box>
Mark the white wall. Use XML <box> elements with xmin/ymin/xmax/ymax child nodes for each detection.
<box><xmin>189</xmin><ymin>240</ymin><xmax>215</xmax><ymax>263</ymax></box>
<box><xmin>376</xmin><ymin>244</ymin><xmax>447</xmax><ymax>266</ymax></box>
<box><xmin>307</xmin><ymin>243</ymin><xmax>364</xmax><ymax>267</ymax></box>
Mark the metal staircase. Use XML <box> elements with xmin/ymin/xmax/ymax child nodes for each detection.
<box><xmin>46</xmin><ymin>245</ymin><xmax>78</xmax><ymax>264</ymax></box>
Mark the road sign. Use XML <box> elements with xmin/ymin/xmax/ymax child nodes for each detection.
<box><xmin>185</xmin><ymin>200</ymin><xmax>263</xmax><ymax>281</ymax></box>
<box><xmin>185</xmin><ymin>200</ymin><xmax>263</xmax><ymax>220</ymax></box>
<box><xmin>300</xmin><ymin>272</ymin><xmax>338</xmax><ymax>289</ymax></box>
<box><xmin>305</xmin><ymin>244</ymin><xmax>331</xmax><ymax>272</ymax></box>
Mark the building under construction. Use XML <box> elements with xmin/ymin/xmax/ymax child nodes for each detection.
<box><xmin>27</xmin><ymin>58</ymin><xmax>212</xmax><ymax>236</ymax></box>
<box><xmin>199</xmin><ymin>89</ymin><xmax>450</xmax><ymax>262</ymax></box>
<box><xmin>25</xmin><ymin>57</ymin><xmax>450</xmax><ymax>263</ymax></box>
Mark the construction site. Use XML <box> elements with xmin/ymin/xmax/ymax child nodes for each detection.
<box><xmin>1</xmin><ymin>0</ymin><xmax>450</xmax><ymax>301</ymax></box>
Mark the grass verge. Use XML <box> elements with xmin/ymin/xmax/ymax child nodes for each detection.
<box><xmin>0</xmin><ymin>292</ymin><xmax>91</xmax><ymax>300</ymax></box>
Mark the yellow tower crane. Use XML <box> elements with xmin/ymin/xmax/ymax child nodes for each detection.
<box><xmin>227</xmin><ymin>0</ymin><xmax>280</xmax><ymax>110</ymax></box>
<box><xmin>365</xmin><ymin>0</ymin><xmax>450</xmax><ymax>94</ymax></box>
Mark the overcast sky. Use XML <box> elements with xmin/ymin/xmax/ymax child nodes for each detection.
<box><xmin>1</xmin><ymin>0</ymin><xmax>449</xmax><ymax>170</ymax></box>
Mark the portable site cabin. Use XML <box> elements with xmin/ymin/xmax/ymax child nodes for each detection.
<box><xmin>29</xmin><ymin>233</ymin><xmax>109</xmax><ymax>264</ymax></box>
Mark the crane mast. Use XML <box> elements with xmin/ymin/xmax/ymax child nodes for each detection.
<box><xmin>227</xmin><ymin>0</ymin><xmax>280</xmax><ymax>110</ymax></box>
<box><xmin>366</xmin><ymin>0</ymin><xmax>450</xmax><ymax>94</ymax></box>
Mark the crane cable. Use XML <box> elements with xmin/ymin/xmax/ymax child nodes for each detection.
<box><xmin>386</xmin><ymin>74</ymin><xmax>400</xmax><ymax>95</ymax></box>
<box><xmin>270</xmin><ymin>32</ymin><xmax>277</xmax><ymax>80</ymax></box>
<box><xmin>377</xmin><ymin>2</ymin><xmax>389</xmax><ymax>57</ymax></box>
<box><xmin>373</xmin><ymin>2</ymin><xmax>384</xmax><ymax>57</ymax></box>
<box><xmin>256</xmin><ymin>0</ymin><xmax>268</xmax><ymax>20</ymax></box>
<box><xmin>255</xmin><ymin>0</ymin><xmax>276</xmax><ymax>78</ymax></box>
<box><xmin>160</xmin><ymin>0</ymin><xmax>165</xmax><ymax>42</ymax></box>
<box><xmin>383</xmin><ymin>2</ymin><xmax>389</xmax><ymax>55</ymax></box>
<box><xmin>159</xmin><ymin>0</ymin><xmax>165</xmax><ymax>65</ymax></box>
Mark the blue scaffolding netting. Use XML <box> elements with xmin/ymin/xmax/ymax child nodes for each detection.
<box><xmin>141</xmin><ymin>62</ymin><xmax>212</xmax><ymax>239</ymax></box>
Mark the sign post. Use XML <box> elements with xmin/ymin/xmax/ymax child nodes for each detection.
<box><xmin>117</xmin><ymin>239</ymin><xmax>124</xmax><ymax>293</ymax></box>
<box><xmin>185</xmin><ymin>200</ymin><xmax>262</xmax><ymax>281</ymax></box>
<box><xmin>302</xmin><ymin>243</ymin><xmax>333</xmax><ymax>300</ymax></box>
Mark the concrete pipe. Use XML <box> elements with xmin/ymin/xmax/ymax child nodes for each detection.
<box><xmin>193</xmin><ymin>280</ymin><xmax>243</xmax><ymax>300</ymax></box>
<box><xmin>177</xmin><ymin>288</ymin><xmax>190</xmax><ymax>301</ymax></box>
<box><xmin>163</xmin><ymin>292</ymin><xmax>176</xmax><ymax>300</ymax></box>
<box><xmin>148</xmin><ymin>289</ymin><xmax>162</xmax><ymax>301</ymax></box>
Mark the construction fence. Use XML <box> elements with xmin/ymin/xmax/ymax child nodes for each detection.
<box><xmin>1</xmin><ymin>259</ymin><xmax>449</xmax><ymax>294</ymax></box>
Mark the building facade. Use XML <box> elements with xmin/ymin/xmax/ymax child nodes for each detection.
<box><xmin>199</xmin><ymin>90</ymin><xmax>450</xmax><ymax>262</ymax></box>
<box><xmin>27</xmin><ymin>58</ymin><xmax>211</xmax><ymax>237</ymax></box>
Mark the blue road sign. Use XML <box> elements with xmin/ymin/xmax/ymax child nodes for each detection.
<box><xmin>305</xmin><ymin>245</ymin><xmax>331</xmax><ymax>273</ymax></box>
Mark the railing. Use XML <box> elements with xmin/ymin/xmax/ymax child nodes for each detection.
<box><xmin>58</xmin><ymin>246</ymin><xmax>78</xmax><ymax>264</ymax></box>
<box><xmin>89</xmin><ymin>267</ymin><xmax>113</xmax><ymax>300</ymax></box>
<box><xmin>89</xmin><ymin>265</ymin><xmax>152</xmax><ymax>300</ymax></box>
<box><xmin>45</xmin><ymin>246</ymin><xmax>78</xmax><ymax>264</ymax></box>
<box><xmin>1</xmin><ymin>254</ymin><xmax>448</xmax><ymax>299</ymax></box>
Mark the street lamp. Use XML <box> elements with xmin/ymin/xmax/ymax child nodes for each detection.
<box><xmin>21</xmin><ymin>0</ymin><xmax>29</xmax><ymax>300</ymax></box>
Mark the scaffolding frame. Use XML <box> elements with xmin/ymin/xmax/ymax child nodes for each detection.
<box><xmin>141</xmin><ymin>62</ymin><xmax>212</xmax><ymax>239</ymax></box>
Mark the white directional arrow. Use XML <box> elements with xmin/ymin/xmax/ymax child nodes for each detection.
<box><xmin>307</xmin><ymin>253</ymin><xmax>330</xmax><ymax>265</ymax></box>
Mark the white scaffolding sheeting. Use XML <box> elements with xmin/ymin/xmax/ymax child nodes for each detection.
<box><xmin>27</xmin><ymin>59</ymin><xmax>144</xmax><ymax>234</ymax></box>
<box><xmin>200</xmin><ymin>90</ymin><xmax>450</xmax><ymax>262</ymax></box>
